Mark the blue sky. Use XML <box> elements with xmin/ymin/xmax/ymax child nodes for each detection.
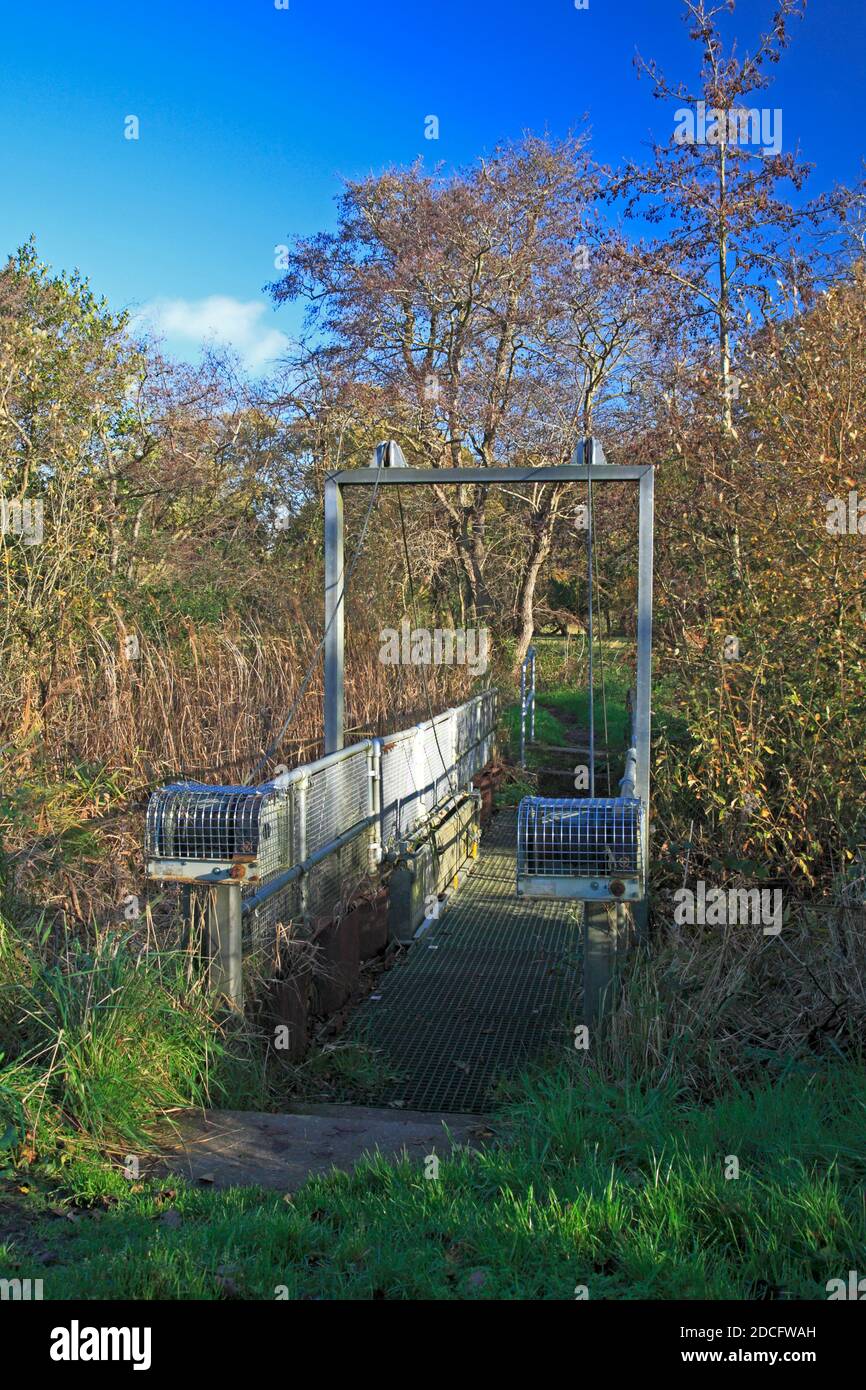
<box><xmin>2</xmin><ymin>0</ymin><xmax>863</xmax><ymax>371</ymax></box>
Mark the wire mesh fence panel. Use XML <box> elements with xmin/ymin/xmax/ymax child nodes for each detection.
<box><xmin>453</xmin><ymin>691</ymin><xmax>495</xmax><ymax>786</ymax></box>
<box><xmin>380</xmin><ymin>727</ymin><xmax>427</xmax><ymax>846</ymax></box>
<box><xmin>379</xmin><ymin>691</ymin><xmax>497</xmax><ymax>850</ymax></box>
<box><xmin>245</xmin><ymin>877</ymin><xmax>301</xmax><ymax>952</ymax></box>
<box><xmin>147</xmin><ymin>693</ymin><xmax>498</xmax><ymax>942</ymax></box>
<box><xmin>304</xmin><ymin>745</ymin><xmax>372</xmax><ymax>859</ymax></box>
<box><xmin>241</xmin><ymin>787</ymin><xmax>297</xmax><ymax>938</ymax></box>
<box><xmin>305</xmin><ymin>831</ymin><xmax>372</xmax><ymax>922</ymax></box>
<box><xmin>421</xmin><ymin>714</ymin><xmax>455</xmax><ymax>812</ymax></box>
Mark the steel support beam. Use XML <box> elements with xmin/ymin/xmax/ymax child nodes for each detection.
<box><xmin>207</xmin><ymin>882</ymin><xmax>243</xmax><ymax>1008</ymax></box>
<box><xmin>582</xmin><ymin>901</ymin><xmax>616</xmax><ymax>1026</ymax></box>
<box><xmin>330</xmin><ymin>464</ymin><xmax>650</xmax><ymax>487</ymax></box>
<box><xmin>324</xmin><ymin>476</ymin><xmax>344</xmax><ymax>753</ymax></box>
<box><xmin>634</xmin><ymin>466</ymin><xmax>654</xmax><ymax>941</ymax></box>
<box><xmin>322</xmin><ymin>453</ymin><xmax>655</xmax><ymax>833</ymax></box>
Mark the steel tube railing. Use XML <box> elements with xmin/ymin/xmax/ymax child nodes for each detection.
<box><xmin>239</xmin><ymin>690</ymin><xmax>498</xmax><ymax>917</ymax></box>
<box><xmin>242</xmin><ymin>814</ymin><xmax>377</xmax><ymax>916</ymax></box>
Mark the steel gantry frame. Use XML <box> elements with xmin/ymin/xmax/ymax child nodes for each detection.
<box><xmin>323</xmin><ymin>441</ymin><xmax>654</xmax><ymax>881</ymax></box>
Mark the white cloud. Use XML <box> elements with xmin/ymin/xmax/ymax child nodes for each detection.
<box><xmin>133</xmin><ymin>295</ymin><xmax>290</xmax><ymax>371</ymax></box>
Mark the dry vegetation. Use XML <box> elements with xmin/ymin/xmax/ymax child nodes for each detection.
<box><xmin>0</xmin><ymin>0</ymin><xmax>864</xmax><ymax>1067</ymax></box>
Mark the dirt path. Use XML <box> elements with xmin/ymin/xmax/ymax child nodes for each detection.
<box><xmin>152</xmin><ymin>1104</ymin><xmax>489</xmax><ymax>1191</ymax></box>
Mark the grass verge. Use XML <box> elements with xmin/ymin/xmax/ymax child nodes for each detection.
<box><xmin>1</xmin><ymin>1060</ymin><xmax>863</xmax><ymax>1300</ymax></box>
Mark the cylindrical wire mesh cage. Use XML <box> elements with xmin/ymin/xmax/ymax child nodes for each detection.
<box><xmin>516</xmin><ymin>796</ymin><xmax>644</xmax><ymax>901</ymax></box>
<box><xmin>145</xmin><ymin>780</ymin><xmax>290</xmax><ymax>881</ymax></box>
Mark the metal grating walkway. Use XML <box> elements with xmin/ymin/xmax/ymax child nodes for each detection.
<box><xmin>350</xmin><ymin>810</ymin><xmax>582</xmax><ymax>1112</ymax></box>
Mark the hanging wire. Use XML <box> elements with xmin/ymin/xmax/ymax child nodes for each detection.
<box><xmin>585</xmin><ymin>437</ymin><xmax>611</xmax><ymax>796</ymax></box>
<box><xmin>591</xmin><ymin>478</ymin><xmax>611</xmax><ymax>795</ymax></box>
<box><xmin>586</xmin><ymin>455</ymin><xmax>595</xmax><ymax>798</ymax></box>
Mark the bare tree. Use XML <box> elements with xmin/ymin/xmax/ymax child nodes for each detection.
<box><xmin>613</xmin><ymin>1</ymin><xmax>834</xmax><ymax>415</ymax></box>
<box><xmin>270</xmin><ymin>136</ymin><xmax>655</xmax><ymax>666</ymax></box>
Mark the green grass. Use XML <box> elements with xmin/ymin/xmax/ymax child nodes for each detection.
<box><xmin>0</xmin><ymin>906</ymin><xmax>293</xmax><ymax>1169</ymax></box>
<box><xmin>502</xmin><ymin>697</ymin><xmax>571</xmax><ymax>766</ymax></box>
<box><xmin>539</xmin><ymin>682</ymin><xmax>632</xmax><ymax>747</ymax></box>
<box><xmin>502</xmin><ymin>642</ymin><xmax>688</xmax><ymax>781</ymax></box>
<box><xmin>502</xmin><ymin>648</ymin><xmax>634</xmax><ymax>790</ymax></box>
<box><xmin>2</xmin><ymin>1063</ymin><xmax>863</xmax><ymax>1299</ymax></box>
<box><xmin>494</xmin><ymin>770</ymin><xmax>538</xmax><ymax>807</ymax></box>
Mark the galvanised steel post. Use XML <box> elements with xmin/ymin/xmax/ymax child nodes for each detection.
<box><xmin>324</xmin><ymin>476</ymin><xmax>345</xmax><ymax>754</ymax></box>
<box><xmin>368</xmin><ymin>739</ymin><xmax>382</xmax><ymax>871</ymax></box>
<box><xmin>634</xmin><ymin>466</ymin><xmax>654</xmax><ymax>941</ymax></box>
<box><xmin>296</xmin><ymin>774</ymin><xmax>309</xmax><ymax>921</ymax></box>
<box><xmin>530</xmin><ymin>647</ymin><xmax>536</xmax><ymax>741</ymax></box>
<box><xmin>207</xmin><ymin>882</ymin><xmax>243</xmax><ymax>1009</ymax></box>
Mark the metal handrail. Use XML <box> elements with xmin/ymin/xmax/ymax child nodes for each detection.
<box><xmin>242</xmin><ymin>813</ymin><xmax>377</xmax><ymax>916</ymax></box>
<box><xmin>241</xmin><ymin>689</ymin><xmax>498</xmax><ymax>916</ymax></box>
<box><xmin>272</xmin><ymin>739</ymin><xmax>374</xmax><ymax>785</ymax></box>
<box><xmin>618</xmin><ymin>686</ymin><xmax>639</xmax><ymax>799</ymax></box>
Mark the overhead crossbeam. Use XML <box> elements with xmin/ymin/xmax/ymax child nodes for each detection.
<box><xmin>329</xmin><ymin>463</ymin><xmax>648</xmax><ymax>486</ymax></box>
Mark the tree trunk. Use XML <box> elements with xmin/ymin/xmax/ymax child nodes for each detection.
<box><xmin>513</xmin><ymin>500</ymin><xmax>558</xmax><ymax>670</ymax></box>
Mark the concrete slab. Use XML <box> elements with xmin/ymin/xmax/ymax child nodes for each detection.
<box><xmin>152</xmin><ymin>1105</ymin><xmax>491</xmax><ymax>1192</ymax></box>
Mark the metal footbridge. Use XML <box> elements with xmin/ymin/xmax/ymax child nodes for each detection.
<box><xmin>351</xmin><ymin>808</ymin><xmax>582</xmax><ymax>1112</ymax></box>
<box><xmin>144</xmin><ymin>437</ymin><xmax>654</xmax><ymax>1111</ymax></box>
